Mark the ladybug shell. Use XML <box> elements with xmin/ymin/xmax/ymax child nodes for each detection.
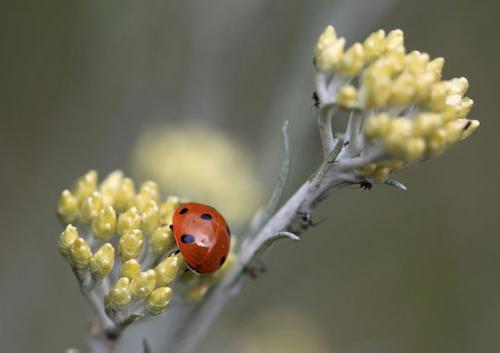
<box><xmin>172</xmin><ymin>202</ymin><xmax>231</xmax><ymax>273</ymax></box>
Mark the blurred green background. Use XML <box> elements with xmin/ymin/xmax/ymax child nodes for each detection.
<box><xmin>1</xmin><ymin>0</ymin><xmax>498</xmax><ymax>352</ymax></box>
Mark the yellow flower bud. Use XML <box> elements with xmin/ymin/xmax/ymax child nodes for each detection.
<box><xmin>79</xmin><ymin>191</ymin><xmax>103</xmax><ymax>224</ymax></box>
<box><xmin>382</xmin><ymin>118</ymin><xmax>414</xmax><ymax>157</ymax></box>
<box><xmin>69</xmin><ymin>238</ymin><xmax>92</xmax><ymax>269</ymax></box>
<box><xmin>106</xmin><ymin>277</ymin><xmax>131</xmax><ymax>309</ymax></box>
<box><xmin>91</xmin><ymin>206</ymin><xmax>117</xmax><ymax>241</ymax></box>
<box><xmin>364</xmin><ymin>113</ymin><xmax>391</xmax><ymax>139</ymax></box>
<box><xmin>130</xmin><ymin>270</ymin><xmax>156</xmax><ymax>299</ymax></box>
<box><xmin>316</xmin><ymin>37</ymin><xmax>346</xmax><ymax>72</ymax></box>
<box><xmin>119</xmin><ymin>259</ymin><xmax>141</xmax><ymax>280</ymax></box>
<box><xmin>337</xmin><ymin>85</ymin><xmax>358</xmax><ymax>109</ymax></box>
<box><xmin>461</xmin><ymin>119</ymin><xmax>479</xmax><ymax>139</ymax></box>
<box><xmin>141</xmin><ymin>200</ymin><xmax>160</xmax><ymax>236</ymax></box>
<box><xmin>314</xmin><ymin>26</ymin><xmax>338</xmax><ymax>71</ymax></box>
<box><xmin>429</xmin><ymin>81</ymin><xmax>449</xmax><ymax>111</ymax></box>
<box><xmin>413</xmin><ymin>113</ymin><xmax>443</xmax><ymax>136</ymax></box>
<box><xmin>114</xmin><ymin>177</ymin><xmax>136</xmax><ymax>212</ymax></box>
<box><xmin>57</xmin><ymin>190</ymin><xmax>79</xmax><ymax>224</ymax></box>
<box><xmin>363</xmin><ymin>29</ymin><xmax>385</xmax><ymax>63</ymax></box>
<box><xmin>389</xmin><ymin>73</ymin><xmax>415</xmax><ymax>106</ymax></box>
<box><xmin>385</xmin><ymin>29</ymin><xmax>405</xmax><ymax>55</ymax></box>
<box><xmin>118</xmin><ymin>229</ymin><xmax>144</xmax><ymax>261</ymax></box>
<box><xmin>315</xmin><ymin>26</ymin><xmax>337</xmax><ymax>58</ymax></box>
<box><xmin>155</xmin><ymin>253</ymin><xmax>185</xmax><ymax>287</ymax></box>
<box><xmin>362</xmin><ymin>69</ymin><xmax>391</xmax><ymax>108</ymax></box>
<box><xmin>447</xmin><ymin>77</ymin><xmax>469</xmax><ymax>96</ymax></box>
<box><xmin>378</xmin><ymin>160</ymin><xmax>405</xmax><ymax>171</ymax></box>
<box><xmin>403</xmin><ymin>137</ymin><xmax>426</xmax><ymax>161</ymax></box>
<box><xmin>145</xmin><ymin>287</ymin><xmax>172</xmax><ymax>315</ymax></box>
<box><xmin>90</xmin><ymin>243</ymin><xmax>115</xmax><ymax>278</ymax></box>
<box><xmin>151</xmin><ymin>225</ymin><xmax>175</xmax><ymax>255</ymax></box>
<box><xmin>159</xmin><ymin>196</ymin><xmax>180</xmax><ymax>224</ymax></box>
<box><xmin>135</xmin><ymin>181</ymin><xmax>160</xmax><ymax>211</ymax></box>
<box><xmin>404</xmin><ymin>51</ymin><xmax>429</xmax><ymax>74</ymax></box>
<box><xmin>99</xmin><ymin>170</ymin><xmax>123</xmax><ymax>207</ymax></box>
<box><xmin>444</xmin><ymin>119</ymin><xmax>480</xmax><ymax>144</ymax></box>
<box><xmin>338</xmin><ymin>43</ymin><xmax>365</xmax><ymax>76</ymax></box>
<box><xmin>117</xmin><ymin>207</ymin><xmax>141</xmax><ymax>235</ymax></box>
<box><xmin>455</xmin><ymin>97</ymin><xmax>473</xmax><ymax>120</ymax></box>
<box><xmin>373</xmin><ymin>167</ymin><xmax>390</xmax><ymax>182</ymax></box>
<box><xmin>427</xmin><ymin>57</ymin><xmax>444</xmax><ymax>80</ymax></box>
<box><xmin>359</xmin><ymin>163</ymin><xmax>377</xmax><ymax>175</ymax></box>
<box><xmin>73</xmin><ymin>170</ymin><xmax>97</xmax><ymax>202</ymax></box>
<box><xmin>426</xmin><ymin>128</ymin><xmax>448</xmax><ymax>155</ymax></box>
<box><xmin>59</xmin><ymin>224</ymin><xmax>79</xmax><ymax>256</ymax></box>
<box><xmin>414</xmin><ymin>72</ymin><xmax>436</xmax><ymax>103</ymax></box>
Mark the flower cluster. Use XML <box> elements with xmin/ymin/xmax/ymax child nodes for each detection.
<box><xmin>314</xmin><ymin>26</ymin><xmax>479</xmax><ymax>182</ymax></box>
<box><xmin>57</xmin><ymin>170</ymin><xmax>235</xmax><ymax>326</ymax></box>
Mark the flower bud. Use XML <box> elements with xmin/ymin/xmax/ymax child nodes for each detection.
<box><xmin>114</xmin><ymin>178</ymin><xmax>136</xmax><ymax>212</ymax></box>
<box><xmin>403</xmin><ymin>51</ymin><xmax>429</xmax><ymax>74</ymax></box>
<box><xmin>413</xmin><ymin>113</ymin><xmax>443</xmax><ymax>136</ymax></box>
<box><xmin>135</xmin><ymin>181</ymin><xmax>159</xmax><ymax>211</ymax></box>
<box><xmin>426</xmin><ymin>128</ymin><xmax>448</xmax><ymax>156</ymax></box>
<box><xmin>403</xmin><ymin>137</ymin><xmax>426</xmax><ymax>161</ymax></box>
<box><xmin>385</xmin><ymin>29</ymin><xmax>405</xmax><ymax>55</ymax></box>
<box><xmin>429</xmin><ymin>81</ymin><xmax>449</xmax><ymax>112</ymax></box>
<box><xmin>155</xmin><ymin>253</ymin><xmax>185</xmax><ymax>287</ymax></box>
<box><xmin>389</xmin><ymin>73</ymin><xmax>415</xmax><ymax>106</ymax></box>
<box><xmin>117</xmin><ymin>207</ymin><xmax>141</xmax><ymax>235</ymax></box>
<box><xmin>79</xmin><ymin>191</ymin><xmax>103</xmax><ymax>224</ymax></box>
<box><xmin>159</xmin><ymin>196</ymin><xmax>180</xmax><ymax>224</ymax></box>
<box><xmin>363</xmin><ymin>29</ymin><xmax>385</xmax><ymax>63</ymax></box>
<box><xmin>106</xmin><ymin>277</ymin><xmax>131</xmax><ymax>309</ymax></box>
<box><xmin>145</xmin><ymin>287</ymin><xmax>172</xmax><ymax>315</ymax></box>
<box><xmin>90</xmin><ymin>243</ymin><xmax>115</xmax><ymax>278</ymax></box>
<box><xmin>57</xmin><ymin>190</ymin><xmax>79</xmax><ymax>224</ymax></box>
<box><xmin>337</xmin><ymin>85</ymin><xmax>358</xmax><ymax>109</ymax></box>
<box><xmin>118</xmin><ymin>229</ymin><xmax>144</xmax><ymax>261</ymax></box>
<box><xmin>447</xmin><ymin>77</ymin><xmax>469</xmax><ymax>96</ymax></box>
<box><xmin>364</xmin><ymin>114</ymin><xmax>391</xmax><ymax>139</ymax></box>
<box><xmin>151</xmin><ymin>225</ymin><xmax>175</xmax><ymax>255</ymax></box>
<box><xmin>141</xmin><ymin>200</ymin><xmax>160</xmax><ymax>236</ymax></box>
<box><xmin>338</xmin><ymin>43</ymin><xmax>365</xmax><ymax>76</ymax></box>
<box><xmin>73</xmin><ymin>170</ymin><xmax>97</xmax><ymax>202</ymax></box>
<box><xmin>69</xmin><ymin>238</ymin><xmax>92</xmax><ymax>269</ymax></box>
<box><xmin>130</xmin><ymin>270</ymin><xmax>156</xmax><ymax>299</ymax></box>
<box><xmin>92</xmin><ymin>206</ymin><xmax>117</xmax><ymax>241</ymax></box>
<box><xmin>372</xmin><ymin>167</ymin><xmax>390</xmax><ymax>183</ymax></box>
<box><xmin>119</xmin><ymin>259</ymin><xmax>141</xmax><ymax>280</ymax></box>
<box><xmin>59</xmin><ymin>224</ymin><xmax>79</xmax><ymax>256</ymax></box>
<box><xmin>99</xmin><ymin>170</ymin><xmax>123</xmax><ymax>207</ymax></box>
<box><xmin>427</xmin><ymin>57</ymin><xmax>444</xmax><ymax>80</ymax></box>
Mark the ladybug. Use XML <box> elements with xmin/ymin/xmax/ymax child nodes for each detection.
<box><xmin>172</xmin><ymin>202</ymin><xmax>231</xmax><ymax>274</ymax></box>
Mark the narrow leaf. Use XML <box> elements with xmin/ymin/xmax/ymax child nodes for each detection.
<box><xmin>384</xmin><ymin>179</ymin><xmax>407</xmax><ymax>191</ymax></box>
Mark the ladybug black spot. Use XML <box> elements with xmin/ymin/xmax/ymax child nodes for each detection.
<box><xmin>169</xmin><ymin>224</ymin><xmax>173</xmax><ymax>231</ymax></box>
<box><xmin>181</xmin><ymin>234</ymin><xmax>195</xmax><ymax>244</ymax></box>
<box><xmin>179</xmin><ymin>207</ymin><xmax>188</xmax><ymax>215</ymax></box>
<box><xmin>200</xmin><ymin>213</ymin><xmax>212</xmax><ymax>220</ymax></box>
<box><xmin>220</xmin><ymin>256</ymin><xmax>226</xmax><ymax>266</ymax></box>
<box><xmin>226</xmin><ymin>226</ymin><xmax>231</xmax><ymax>237</ymax></box>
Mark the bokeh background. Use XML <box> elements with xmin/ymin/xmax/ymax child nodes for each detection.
<box><xmin>1</xmin><ymin>0</ymin><xmax>498</xmax><ymax>352</ymax></box>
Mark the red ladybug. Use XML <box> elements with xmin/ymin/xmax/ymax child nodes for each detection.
<box><xmin>172</xmin><ymin>202</ymin><xmax>231</xmax><ymax>274</ymax></box>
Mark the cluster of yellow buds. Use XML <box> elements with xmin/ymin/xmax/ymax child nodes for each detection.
<box><xmin>57</xmin><ymin>170</ymin><xmax>235</xmax><ymax>325</ymax></box>
<box><xmin>313</xmin><ymin>26</ymin><xmax>479</xmax><ymax>183</ymax></box>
